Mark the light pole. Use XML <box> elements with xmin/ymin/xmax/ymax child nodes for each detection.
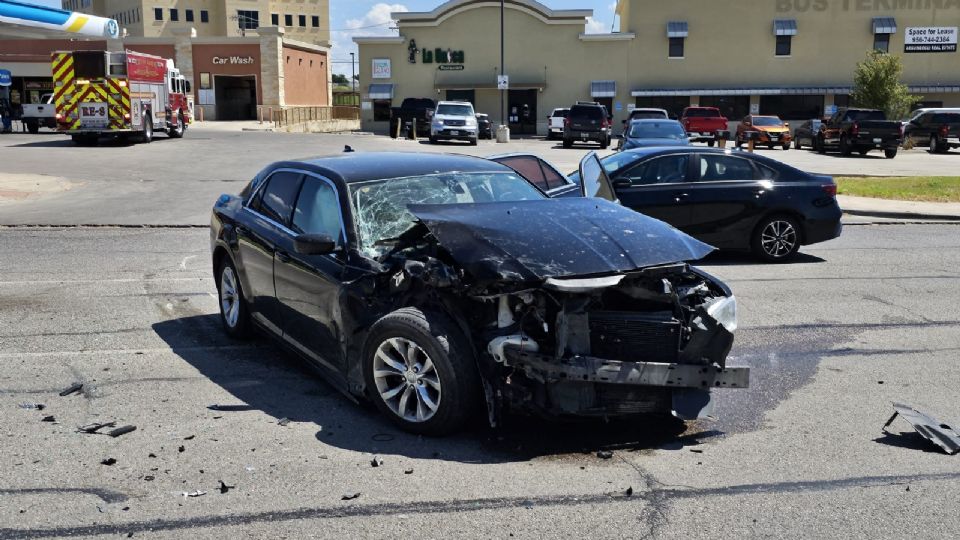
<box><xmin>350</xmin><ymin>52</ymin><xmax>356</xmax><ymax>93</ymax></box>
<box><xmin>499</xmin><ymin>0</ymin><xmax>505</xmax><ymax>129</ymax></box>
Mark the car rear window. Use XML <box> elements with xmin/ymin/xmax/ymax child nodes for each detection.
<box><xmin>570</xmin><ymin>106</ymin><xmax>604</xmax><ymax>120</ymax></box>
<box><xmin>631</xmin><ymin>111</ymin><xmax>668</xmax><ymax>120</ymax></box>
<box><xmin>552</xmin><ymin>109</ymin><xmax>570</xmax><ymax>117</ymax></box>
<box><xmin>846</xmin><ymin>110</ymin><xmax>886</xmax><ymax>121</ymax></box>
<box><xmin>684</xmin><ymin>108</ymin><xmax>721</xmax><ymax>118</ymax></box>
<box><xmin>933</xmin><ymin>113</ymin><xmax>960</xmax><ymax>123</ymax></box>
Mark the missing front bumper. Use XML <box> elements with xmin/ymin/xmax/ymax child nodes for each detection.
<box><xmin>504</xmin><ymin>349</ymin><xmax>750</xmax><ymax>389</ymax></box>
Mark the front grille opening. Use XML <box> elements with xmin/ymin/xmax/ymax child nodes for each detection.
<box><xmin>589</xmin><ymin>311</ymin><xmax>680</xmax><ymax>363</ymax></box>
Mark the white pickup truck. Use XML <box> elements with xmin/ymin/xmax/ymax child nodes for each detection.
<box><xmin>21</xmin><ymin>93</ymin><xmax>57</xmax><ymax>134</ymax></box>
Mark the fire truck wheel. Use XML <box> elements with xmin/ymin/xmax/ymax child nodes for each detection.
<box><xmin>168</xmin><ymin>111</ymin><xmax>185</xmax><ymax>139</ymax></box>
<box><xmin>140</xmin><ymin>114</ymin><xmax>154</xmax><ymax>144</ymax></box>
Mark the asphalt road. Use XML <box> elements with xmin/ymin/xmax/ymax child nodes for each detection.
<box><xmin>1</xmin><ymin>124</ymin><xmax>959</xmax><ymax>226</ymax></box>
<box><xmin>2</xmin><ymin>223</ymin><xmax>959</xmax><ymax>539</ymax></box>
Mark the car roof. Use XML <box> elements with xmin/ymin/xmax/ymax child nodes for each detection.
<box><xmin>279</xmin><ymin>152</ymin><xmax>511</xmax><ymax>184</ymax></box>
<box><xmin>629</xmin><ymin>118</ymin><xmax>682</xmax><ymax>124</ymax></box>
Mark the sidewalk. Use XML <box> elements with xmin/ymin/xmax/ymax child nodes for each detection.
<box><xmin>838</xmin><ymin>195</ymin><xmax>960</xmax><ymax>221</ymax></box>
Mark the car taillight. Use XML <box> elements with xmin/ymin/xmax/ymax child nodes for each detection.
<box><xmin>940</xmin><ymin>124</ymin><xmax>949</xmax><ymax>137</ymax></box>
<box><xmin>822</xmin><ymin>184</ymin><xmax>837</xmax><ymax>197</ymax></box>
<box><xmin>55</xmin><ymin>113</ymin><xmax>62</xmax><ymax>120</ymax></box>
<box><xmin>564</xmin><ymin>117</ymin><xmax>571</xmax><ymax>128</ymax></box>
<box><xmin>850</xmin><ymin>122</ymin><xmax>860</xmax><ymax>136</ymax></box>
<box><xmin>601</xmin><ymin>118</ymin><xmax>609</xmax><ymax>129</ymax></box>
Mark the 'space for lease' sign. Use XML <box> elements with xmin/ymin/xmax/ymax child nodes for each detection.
<box><xmin>904</xmin><ymin>27</ymin><xmax>958</xmax><ymax>53</ymax></box>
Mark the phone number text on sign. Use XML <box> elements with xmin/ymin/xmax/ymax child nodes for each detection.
<box><xmin>905</xmin><ymin>27</ymin><xmax>958</xmax><ymax>53</ymax></box>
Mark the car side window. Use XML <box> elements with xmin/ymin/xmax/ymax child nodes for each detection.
<box><xmin>257</xmin><ymin>171</ymin><xmax>304</xmax><ymax>227</ymax></box>
<box><xmin>292</xmin><ymin>177</ymin><xmax>344</xmax><ymax>244</ymax></box>
<box><xmin>698</xmin><ymin>155</ymin><xmax>755</xmax><ymax>182</ymax></box>
<box><xmin>756</xmin><ymin>163</ymin><xmax>778</xmax><ymax>180</ymax></box>
<box><xmin>540</xmin><ymin>161</ymin><xmax>570</xmax><ymax>190</ymax></box>
<box><xmin>498</xmin><ymin>156</ymin><xmax>548</xmax><ymax>191</ymax></box>
<box><xmin>622</xmin><ymin>155</ymin><xmax>689</xmax><ymax>186</ymax></box>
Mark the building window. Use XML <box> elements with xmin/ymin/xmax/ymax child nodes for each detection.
<box><xmin>668</xmin><ymin>37</ymin><xmax>684</xmax><ymax>58</ymax></box>
<box><xmin>271</xmin><ymin>13</ymin><xmax>278</xmax><ymax>25</ymax></box>
<box><xmin>237</xmin><ymin>10</ymin><xmax>259</xmax><ymax>29</ymax></box>
<box><xmin>312</xmin><ymin>15</ymin><xmax>319</xmax><ymax>28</ymax></box>
<box><xmin>373</xmin><ymin>100</ymin><xmax>392</xmax><ymax>121</ymax></box>
<box><xmin>284</xmin><ymin>14</ymin><xmax>292</xmax><ymax>26</ymax></box>
<box><xmin>699</xmin><ymin>95</ymin><xmax>750</xmax><ymax>120</ymax></box>
<box><xmin>169</xmin><ymin>8</ymin><xmax>178</xmax><ymax>21</ymax></box>
<box><xmin>776</xmin><ymin>35</ymin><xmax>792</xmax><ymax>56</ymax></box>
<box><xmin>185</xmin><ymin>9</ymin><xmax>193</xmax><ymax>22</ymax></box>
<box><xmin>200</xmin><ymin>10</ymin><xmax>208</xmax><ymax>23</ymax></box>
<box><xmin>298</xmin><ymin>14</ymin><xmax>306</xmax><ymax>27</ymax></box>
<box><xmin>154</xmin><ymin>7</ymin><xmax>162</xmax><ymax>21</ymax></box>
<box><xmin>874</xmin><ymin>33</ymin><xmax>890</xmax><ymax>53</ymax></box>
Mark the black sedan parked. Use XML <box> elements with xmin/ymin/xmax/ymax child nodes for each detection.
<box><xmin>792</xmin><ymin>119</ymin><xmax>823</xmax><ymax>150</ymax></box>
<box><xmin>476</xmin><ymin>113</ymin><xmax>493</xmax><ymax>140</ymax></box>
<box><xmin>570</xmin><ymin>148</ymin><xmax>842</xmax><ymax>262</ymax></box>
<box><xmin>211</xmin><ymin>152</ymin><xmax>748</xmax><ymax>434</ymax></box>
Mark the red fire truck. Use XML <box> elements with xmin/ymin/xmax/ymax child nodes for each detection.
<box><xmin>51</xmin><ymin>49</ymin><xmax>192</xmax><ymax>145</ymax></box>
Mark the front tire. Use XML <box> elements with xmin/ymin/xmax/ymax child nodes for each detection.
<box><xmin>816</xmin><ymin>136</ymin><xmax>825</xmax><ymax>154</ymax></box>
<box><xmin>752</xmin><ymin>215</ymin><xmax>801</xmax><ymax>263</ymax></box>
<box><xmin>930</xmin><ymin>134</ymin><xmax>944</xmax><ymax>154</ymax></box>
<box><xmin>217</xmin><ymin>258</ymin><xmax>252</xmax><ymax>339</ymax></box>
<box><xmin>469</xmin><ymin>137</ymin><xmax>478</xmax><ymax>146</ymax></box>
<box><xmin>168</xmin><ymin>111</ymin><xmax>185</xmax><ymax>138</ymax></box>
<box><xmin>562</xmin><ymin>138</ymin><xmax>573</xmax><ymax>149</ymax></box>
<box><xmin>782</xmin><ymin>143</ymin><xmax>791</xmax><ymax>151</ymax></box>
<box><xmin>794</xmin><ymin>138</ymin><xmax>801</xmax><ymax>150</ymax></box>
<box><xmin>363</xmin><ymin>308</ymin><xmax>481</xmax><ymax>435</ymax></box>
<box><xmin>884</xmin><ymin>148</ymin><xmax>898</xmax><ymax>159</ymax></box>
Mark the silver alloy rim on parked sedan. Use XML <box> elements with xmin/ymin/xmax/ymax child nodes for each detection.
<box><xmin>373</xmin><ymin>337</ymin><xmax>441</xmax><ymax>423</ymax></box>
<box><xmin>220</xmin><ymin>266</ymin><xmax>240</xmax><ymax>328</ymax></box>
<box><xmin>761</xmin><ymin>220</ymin><xmax>798</xmax><ymax>259</ymax></box>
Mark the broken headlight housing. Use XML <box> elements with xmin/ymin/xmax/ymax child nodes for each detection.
<box><xmin>706</xmin><ymin>295</ymin><xmax>738</xmax><ymax>333</ymax></box>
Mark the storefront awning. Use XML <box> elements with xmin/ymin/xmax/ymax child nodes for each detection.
<box><xmin>872</xmin><ymin>17</ymin><xmax>897</xmax><ymax>34</ymax></box>
<box><xmin>774</xmin><ymin>20</ymin><xmax>798</xmax><ymax>36</ymax></box>
<box><xmin>367</xmin><ymin>83</ymin><xmax>394</xmax><ymax>100</ymax></box>
<box><xmin>590</xmin><ymin>80</ymin><xmax>616</xmax><ymax>98</ymax></box>
<box><xmin>434</xmin><ymin>80</ymin><xmax>546</xmax><ymax>90</ymax></box>
<box><xmin>667</xmin><ymin>22</ymin><xmax>688</xmax><ymax>38</ymax></box>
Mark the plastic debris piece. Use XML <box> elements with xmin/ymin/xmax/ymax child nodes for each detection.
<box><xmin>59</xmin><ymin>383</ymin><xmax>83</xmax><ymax>397</ymax></box>
<box><xmin>625</xmin><ymin>487</ymin><xmax>634</xmax><ymax>497</ymax></box>
<box><xmin>404</xmin><ymin>468</ymin><xmax>414</xmax><ymax>475</ymax></box>
<box><xmin>208</xmin><ymin>404</ymin><xmax>253</xmax><ymax>412</ymax></box>
<box><xmin>41</xmin><ymin>416</ymin><xmax>56</xmax><ymax>423</ymax></box>
<box><xmin>883</xmin><ymin>402</ymin><xmax>960</xmax><ymax>455</ymax></box>
<box><xmin>341</xmin><ymin>492</ymin><xmax>361</xmax><ymax>501</ymax></box>
<box><xmin>183</xmin><ymin>435</ymin><xmax>195</xmax><ymax>440</ymax></box>
<box><xmin>18</xmin><ymin>403</ymin><xmax>46</xmax><ymax>410</ymax></box>
<box><xmin>143</xmin><ymin>476</ymin><xmax>155</xmax><ymax>481</ymax></box>
<box><xmin>148</xmin><ymin>453</ymin><xmax>157</xmax><ymax>458</ymax></box>
<box><xmin>108</xmin><ymin>425</ymin><xmax>137</xmax><ymax>437</ymax></box>
<box><xmin>371</xmin><ymin>456</ymin><xmax>384</xmax><ymax>467</ymax></box>
<box><xmin>183</xmin><ymin>490</ymin><xmax>206</xmax><ymax>498</ymax></box>
<box><xmin>596</xmin><ymin>450</ymin><xmax>613</xmax><ymax>459</ymax></box>
<box><xmin>101</xmin><ymin>458</ymin><xmax>117</xmax><ymax>466</ymax></box>
<box><xmin>78</xmin><ymin>422</ymin><xmax>116</xmax><ymax>434</ymax></box>
<box><xmin>218</xmin><ymin>481</ymin><xmax>235</xmax><ymax>494</ymax></box>
<box><xmin>277</xmin><ymin>417</ymin><xmax>291</xmax><ymax>426</ymax></box>
<box><xmin>178</xmin><ymin>446</ymin><xmax>185</xmax><ymax>453</ymax></box>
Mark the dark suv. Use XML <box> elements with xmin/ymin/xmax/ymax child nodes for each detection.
<box><xmin>563</xmin><ymin>102</ymin><xmax>611</xmax><ymax>149</ymax></box>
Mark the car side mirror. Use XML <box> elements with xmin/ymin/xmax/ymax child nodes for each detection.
<box><xmin>294</xmin><ymin>233</ymin><xmax>337</xmax><ymax>255</ymax></box>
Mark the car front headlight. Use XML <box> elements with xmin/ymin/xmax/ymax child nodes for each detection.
<box><xmin>433</xmin><ymin>119</ymin><xmax>444</xmax><ymax>127</ymax></box>
<box><xmin>466</xmin><ymin>118</ymin><xmax>478</xmax><ymax>127</ymax></box>
<box><xmin>706</xmin><ymin>295</ymin><xmax>737</xmax><ymax>333</ymax></box>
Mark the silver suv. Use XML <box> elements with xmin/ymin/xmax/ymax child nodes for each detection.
<box><xmin>430</xmin><ymin>101</ymin><xmax>479</xmax><ymax>145</ymax></box>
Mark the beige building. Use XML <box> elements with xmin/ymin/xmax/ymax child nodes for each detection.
<box><xmin>63</xmin><ymin>0</ymin><xmax>329</xmax><ymax>45</ymax></box>
<box><xmin>355</xmin><ymin>0</ymin><xmax>960</xmax><ymax>134</ymax></box>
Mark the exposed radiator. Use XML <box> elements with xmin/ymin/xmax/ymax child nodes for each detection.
<box><xmin>588</xmin><ymin>311</ymin><xmax>681</xmax><ymax>363</ymax></box>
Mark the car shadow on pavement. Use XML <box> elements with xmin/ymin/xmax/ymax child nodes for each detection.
<box><xmin>153</xmin><ymin>313</ymin><xmax>720</xmax><ymax>463</ymax></box>
<box><xmin>12</xmin><ymin>136</ymin><xmax>174</xmax><ymax>148</ymax></box>
<box><xmin>698</xmin><ymin>251</ymin><xmax>826</xmax><ymax>266</ymax></box>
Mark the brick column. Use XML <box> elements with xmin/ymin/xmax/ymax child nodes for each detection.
<box><xmin>259</xmin><ymin>27</ymin><xmax>285</xmax><ymax>108</ymax></box>
<box><xmin>171</xmin><ymin>27</ymin><xmax>196</xmax><ymax>89</ymax></box>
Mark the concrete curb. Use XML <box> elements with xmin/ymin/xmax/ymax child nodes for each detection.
<box><xmin>842</xmin><ymin>208</ymin><xmax>960</xmax><ymax>221</ymax></box>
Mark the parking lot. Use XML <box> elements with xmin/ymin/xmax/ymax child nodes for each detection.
<box><xmin>2</xmin><ymin>126</ymin><xmax>960</xmax><ymax>538</ymax></box>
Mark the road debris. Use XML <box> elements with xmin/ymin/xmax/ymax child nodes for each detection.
<box><xmin>218</xmin><ymin>481</ymin><xmax>235</xmax><ymax>494</ymax></box>
<box><xmin>183</xmin><ymin>490</ymin><xmax>206</xmax><ymax>498</ymax></box>
<box><xmin>59</xmin><ymin>383</ymin><xmax>84</xmax><ymax>397</ymax></box>
<box><xmin>78</xmin><ymin>422</ymin><xmax>116</xmax><ymax>434</ymax></box>
<box><xmin>341</xmin><ymin>492</ymin><xmax>361</xmax><ymax>501</ymax></box>
<box><xmin>624</xmin><ymin>487</ymin><xmax>634</xmax><ymax>497</ymax></box>
<box><xmin>178</xmin><ymin>445</ymin><xmax>185</xmax><ymax>453</ymax></box>
<box><xmin>143</xmin><ymin>476</ymin><xmax>155</xmax><ymax>481</ymax></box>
<box><xmin>277</xmin><ymin>417</ymin><xmax>291</xmax><ymax>426</ymax></box>
<box><xmin>882</xmin><ymin>402</ymin><xmax>960</xmax><ymax>455</ymax></box>
<box><xmin>41</xmin><ymin>415</ymin><xmax>56</xmax><ymax>423</ymax></box>
<box><xmin>404</xmin><ymin>468</ymin><xmax>414</xmax><ymax>475</ymax></box>
<box><xmin>371</xmin><ymin>456</ymin><xmax>384</xmax><ymax>467</ymax></box>
<box><xmin>208</xmin><ymin>404</ymin><xmax>253</xmax><ymax>412</ymax></box>
<box><xmin>596</xmin><ymin>450</ymin><xmax>613</xmax><ymax>459</ymax></box>
<box><xmin>18</xmin><ymin>403</ymin><xmax>46</xmax><ymax>410</ymax></box>
<box><xmin>108</xmin><ymin>425</ymin><xmax>137</xmax><ymax>437</ymax></box>
<box><xmin>184</xmin><ymin>435</ymin><xmax>195</xmax><ymax>440</ymax></box>
<box><xmin>101</xmin><ymin>458</ymin><xmax>117</xmax><ymax>466</ymax></box>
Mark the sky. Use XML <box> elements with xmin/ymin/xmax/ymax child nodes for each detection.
<box><xmin>17</xmin><ymin>0</ymin><xmax>619</xmax><ymax>76</ymax></box>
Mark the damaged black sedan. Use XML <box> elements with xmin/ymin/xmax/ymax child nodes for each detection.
<box><xmin>210</xmin><ymin>152</ymin><xmax>748</xmax><ymax>435</ymax></box>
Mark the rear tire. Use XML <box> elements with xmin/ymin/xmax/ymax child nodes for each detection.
<box><xmin>816</xmin><ymin>136</ymin><xmax>826</xmax><ymax>154</ymax></box>
<box><xmin>781</xmin><ymin>143</ymin><xmax>790</xmax><ymax>151</ymax></box>
<box><xmin>752</xmin><ymin>214</ymin><xmax>801</xmax><ymax>263</ymax></box>
<box><xmin>858</xmin><ymin>149</ymin><xmax>869</xmax><ymax>156</ymax></box>
<box><xmin>600</xmin><ymin>137</ymin><xmax>609</xmax><ymax>149</ymax></box>
<box><xmin>884</xmin><ymin>148</ymin><xmax>898</xmax><ymax>159</ymax></box>
<box><xmin>27</xmin><ymin>121</ymin><xmax>40</xmax><ymax>134</ymax></box>
<box><xmin>562</xmin><ymin>138</ymin><xmax>572</xmax><ymax>149</ymax></box>
<box><xmin>140</xmin><ymin>113</ymin><xmax>153</xmax><ymax>144</ymax></box>
<box><xmin>930</xmin><ymin>134</ymin><xmax>945</xmax><ymax>154</ymax></box>
<box><xmin>363</xmin><ymin>307</ymin><xmax>481</xmax><ymax>435</ymax></box>
<box><xmin>839</xmin><ymin>135</ymin><xmax>852</xmax><ymax>156</ymax></box>
<box><xmin>469</xmin><ymin>137</ymin><xmax>478</xmax><ymax>146</ymax></box>
<box><xmin>707</xmin><ymin>139</ymin><xmax>715</xmax><ymax>147</ymax></box>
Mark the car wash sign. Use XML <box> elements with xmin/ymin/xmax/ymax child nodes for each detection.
<box><xmin>905</xmin><ymin>27</ymin><xmax>958</xmax><ymax>53</ymax></box>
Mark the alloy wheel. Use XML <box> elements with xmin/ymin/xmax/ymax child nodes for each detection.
<box><xmin>373</xmin><ymin>337</ymin><xmax>441</xmax><ymax>423</ymax></box>
<box><xmin>220</xmin><ymin>266</ymin><xmax>240</xmax><ymax>328</ymax></box>
<box><xmin>760</xmin><ymin>220</ymin><xmax>798</xmax><ymax>259</ymax></box>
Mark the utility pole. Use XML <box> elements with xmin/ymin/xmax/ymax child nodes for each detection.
<box><xmin>499</xmin><ymin>0</ymin><xmax>505</xmax><ymax>129</ymax></box>
<box><xmin>350</xmin><ymin>52</ymin><xmax>356</xmax><ymax>94</ymax></box>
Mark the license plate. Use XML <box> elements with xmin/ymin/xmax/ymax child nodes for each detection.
<box><xmin>581</xmin><ymin>134</ymin><xmax>588</xmax><ymax>140</ymax></box>
<box><xmin>873</xmin><ymin>138</ymin><xmax>882</xmax><ymax>144</ymax></box>
<box><xmin>80</xmin><ymin>102</ymin><xmax>108</xmax><ymax>128</ymax></box>
<box><xmin>770</xmin><ymin>135</ymin><xmax>779</xmax><ymax>140</ymax></box>
<box><xmin>449</xmin><ymin>130</ymin><xmax>459</xmax><ymax>136</ymax></box>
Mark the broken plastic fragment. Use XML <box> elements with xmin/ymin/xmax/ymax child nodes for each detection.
<box><xmin>101</xmin><ymin>458</ymin><xmax>117</xmax><ymax>466</ymax></box>
<box><xmin>59</xmin><ymin>383</ymin><xmax>83</xmax><ymax>397</ymax></box>
<box><xmin>183</xmin><ymin>490</ymin><xmax>206</xmax><ymax>498</ymax></box>
<box><xmin>218</xmin><ymin>481</ymin><xmax>235</xmax><ymax>494</ymax></box>
<box><xmin>18</xmin><ymin>403</ymin><xmax>46</xmax><ymax>410</ymax></box>
<box><xmin>883</xmin><ymin>402</ymin><xmax>960</xmax><ymax>455</ymax></box>
<box><xmin>596</xmin><ymin>450</ymin><xmax>613</xmax><ymax>459</ymax></box>
<box><xmin>108</xmin><ymin>425</ymin><xmax>137</xmax><ymax>438</ymax></box>
<box><xmin>277</xmin><ymin>417</ymin><xmax>291</xmax><ymax>426</ymax></box>
<box><xmin>78</xmin><ymin>422</ymin><xmax>116</xmax><ymax>434</ymax></box>
<box><xmin>341</xmin><ymin>492</ymin><xmax>361</xmax><ymax>501</ymax></box>
<box><xmin>41</xmin><ymin>416</ymin><xmax>56</xmax><ymax>423</ymax></box>
<box><xmin>370</xmin><ymin>456</ymin><xmax>384</xmax><ymax>467</ymax></box>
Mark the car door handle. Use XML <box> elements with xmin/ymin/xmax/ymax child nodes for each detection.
<box><xmin>276</xmin><ymin>251</ymin><xmax>291</xmax><ymax>263</ymax></box>
<box><xmin>674</xmin><ymin>192</ymin><xmax>689</xmax><ymax>203</ymax></box>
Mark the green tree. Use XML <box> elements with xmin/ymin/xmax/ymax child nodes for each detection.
<box><xmin>850</xmin><ymin>50</ymin><xmax>919</xmax><ymax>119</ymax></box>
<box><xmin>332</xmin><ymin>73</ymin><xmax>349</xmax><ymax>85</ymax></box>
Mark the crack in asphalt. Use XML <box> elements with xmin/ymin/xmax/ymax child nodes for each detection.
<box><xmin>2</xmin><ymin>472</ymin><xmax>958</xmax><ymax>539</ymax></box>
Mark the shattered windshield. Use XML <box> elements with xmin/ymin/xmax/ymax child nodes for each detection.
<box><xmin>350</xmin><ymin>172</ymin><xmax>545</xmax><ymax>258</ymax></box>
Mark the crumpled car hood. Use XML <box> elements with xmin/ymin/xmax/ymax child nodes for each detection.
<box><xmin>407</xmin><ymin>199</ymin><xmax>714</xmax><ymax>282</ymax></box>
